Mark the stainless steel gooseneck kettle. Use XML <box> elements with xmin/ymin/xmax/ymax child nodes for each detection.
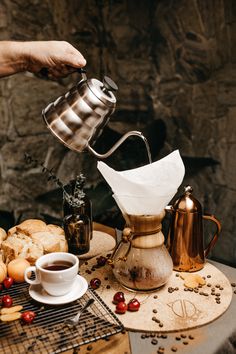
<box><xmin>42</xmin><ymin>69</ymin><xmax>146</xmax><ymax>159</ymax></box>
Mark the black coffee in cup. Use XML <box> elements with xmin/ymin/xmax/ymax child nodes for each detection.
<box><xmin>42</xmin><ymin>260</ymin><xmax>73</xmax><ymax>271</ymax></box>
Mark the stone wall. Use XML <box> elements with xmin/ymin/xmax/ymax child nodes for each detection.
<box><xmin>0</xmin><ymin>0</ymin><xmax>235</xmax><ymax>266</ymax></box>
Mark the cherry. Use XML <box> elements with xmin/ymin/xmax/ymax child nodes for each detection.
<box><xmin>96</xmin><ymin>256</ymin><xmax>107</xmax><ymax>267</ymax></box>
<box><xmin>2</xmin><ymin>295</ymin><xmax>13</xmax><ymax>308</ymax></box>
<box><xmin>0</xmin><ymin>284</ymin><xmax>3</xmax><ymax>292</ymax></box>
<box><xmin>128</xmin><ymin>298</ymin><xmax>140</xmax><ymax>312</ymax></box>
<box><xmin>115</xmin><ymin>301</ymin><xmax>127</xmax><ymax>314</ymax></box>
<box><xmin>90</xmin><ymin>278</ymin><xmax>101</xmax><ymax>290</ymax></box>
<box><xmin>113</xmin><ymin>291</ymin><xmax>125</xmax><ymax>304</ymax></box>
<box><xmin>21</xmin><ymin>311</ymin><xmax>36</xmax><ymax>324</ymax></box>
<box><xmin>3</xmin><ymin>277</ymin><xmax>14</xmax><ymax>289</ymax></box>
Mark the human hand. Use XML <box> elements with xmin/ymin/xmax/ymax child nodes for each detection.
<box><xmin>22</xmin><ymin>40</ymin><xmax>86</xmax><ymax>78</ymax></box>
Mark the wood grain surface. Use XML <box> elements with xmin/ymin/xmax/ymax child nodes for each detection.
<box><xmin>80</xmin><ymin>260</ymin><xmax>233</xmax><ymax>332</ymax></box>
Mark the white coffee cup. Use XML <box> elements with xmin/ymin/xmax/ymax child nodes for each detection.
<box><xmin>24</xmin><ymin>252</ymin><xmax>79</xmax><ymax>296</ymax></box>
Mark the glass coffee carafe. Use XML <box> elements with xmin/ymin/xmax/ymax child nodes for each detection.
<box><xmin>108</xmin><ymin>211</ymin><xmax>173</xmax><ymax>291</ymax></box>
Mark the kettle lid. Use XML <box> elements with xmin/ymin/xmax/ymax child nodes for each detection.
<box><xmin>87</xmin><ymin>76</ymin><xmax>118</xmax><ymax>107</ymax></box>
<box><xmin>173</xmin><ymin>185</ymin><xmax>202</xmax><ymax>212</ymax></box>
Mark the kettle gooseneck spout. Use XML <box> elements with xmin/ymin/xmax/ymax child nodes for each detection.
<box><xmin>87</xmin><ymin>130</ymin><xmax>152</xmax><ymax>162</ymax></box>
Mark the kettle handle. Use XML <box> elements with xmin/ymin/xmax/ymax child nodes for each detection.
<box><xmin>203</xmin><ymin>214</ymin><xmax>221</xmax><ymax>257</ymax></box>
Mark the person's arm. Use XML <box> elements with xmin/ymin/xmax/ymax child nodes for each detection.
<box><xmin>0</xmin><ymin>41</ymin><xmax>86</xmax><ymax>78</ymax></box>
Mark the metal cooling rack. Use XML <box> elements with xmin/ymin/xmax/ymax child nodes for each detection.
<box><xmin>0</xmin><ymin>281</ymin><xmax>124</xmax><ymax>354</ymax></box>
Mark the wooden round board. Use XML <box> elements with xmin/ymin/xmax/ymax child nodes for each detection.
<box><xmin>80</xmin><ymin>260</ymin><xmax>232</xmax><ymax>332</ymax></box>
<box><xmin>79</xmin><ymin>230</ymin><xmax>116</xmax><ymax>260</ymax></box>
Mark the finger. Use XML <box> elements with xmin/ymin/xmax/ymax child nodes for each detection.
<box><xmin>62</xmin><ymin>52</ymin><xmax>86</xmax><ymax>68</ymax></box>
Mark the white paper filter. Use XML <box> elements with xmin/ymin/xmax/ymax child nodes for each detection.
<box><xmin>97</xmin><ymin>150</ymin><xmax>185</xmax><ymax>215</ymax></box>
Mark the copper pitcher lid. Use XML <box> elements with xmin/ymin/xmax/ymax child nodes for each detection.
<box><xmin>173</xmin><ymin>185</ymin><xmax>202</xmax><ymax>212</ymax></box>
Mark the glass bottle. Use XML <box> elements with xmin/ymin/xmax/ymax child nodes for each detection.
<box><xmin>63</xmin><ymin>174</ymin><xmax>92</xmax><ymax>255</ymax></box>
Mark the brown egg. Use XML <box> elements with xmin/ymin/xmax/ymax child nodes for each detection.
<box><xmin>7</xmin><ymin>258</ymin><xmax>31</xmax><ymax>283</ymax></box>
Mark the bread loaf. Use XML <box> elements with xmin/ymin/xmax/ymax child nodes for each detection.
<box><xmin>1</xmin><ymin>219</ymin><xmax>68</xmax><ymax>265</ymax></box>
<box><xmin>0</xmin><ymin>227</ymin><xmax>7</xmax><ymax>246</ymax></box>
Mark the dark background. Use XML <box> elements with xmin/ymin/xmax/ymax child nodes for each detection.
<box><xmin>0</xmin><ymin>0</ymin><xmax>235</xmax><ymax>266</ymax></box>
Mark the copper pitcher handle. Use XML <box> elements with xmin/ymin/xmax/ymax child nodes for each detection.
<box><xmin>203</xmin><ymin>214</ymin><xmax>221</xmax><ymax>257</ymax></box>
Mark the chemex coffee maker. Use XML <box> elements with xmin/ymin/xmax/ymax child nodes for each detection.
<box><xmin>166</xmin><ymin>185</ymin><xmax>221</xmax><ymax>272</ymax></box>
<box><xmin>42</xmin><ymin>69</ymin><xmax>151</xmax><ymax>160</ymax></box>
<box><xmin>108</xmin><ymin>211</ymin><xmax>173</xmax><ymax>292</ymax></box>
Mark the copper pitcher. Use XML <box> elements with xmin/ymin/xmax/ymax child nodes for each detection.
<box><xmin>166</xmin><ymin>186</ymin><xmax>221</xmax><ymax>272</ymax></box>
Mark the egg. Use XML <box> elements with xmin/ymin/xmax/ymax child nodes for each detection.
<box><xmin>7</xmin><ymin>258</ymin><xmax>31</xmax><ymax>283</ymax></box>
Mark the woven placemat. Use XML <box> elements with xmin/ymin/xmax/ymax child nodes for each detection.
<box><xmin>80</xmin><ymin>260</ymin><xmax>232</xmax><ymax>332</ymax></box>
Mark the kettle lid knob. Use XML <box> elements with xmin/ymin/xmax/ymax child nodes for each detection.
<box><xmin>103</xmin><ymin>76</ymin><xmax>118</xmax><ymax>92</ymax></box>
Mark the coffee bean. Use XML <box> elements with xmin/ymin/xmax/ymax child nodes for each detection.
<box><xmin>155</xmin><ymin>319</ymin><xmax>160</xmax><ymax>323</ymax></box>
<box><xmin>171</xmin><ymin>347</ymin><xmax>178</xmax><ymax>352</ymax></box>
<box><xmin>207</xmin><ymin>283</ymin><xmax>212</xmax><ymax>287</ymax></box>
<box><xmin>87</xmin><ymin>345</ymin><xmax>93</xmax><ymax>351</ymax></box>
<box><xmin>176</xmin><ymin>273</ymin><xmax>180</xmax><ymax>277</ymax></box>
<box><xmin>231</xmin><ymin>283</ymin><xmax>236</xmax><ymax>287</ymax></box>
<box><xmin>183</xmin><ymin>341</ymin><xmax>189</xmax><ymax>345</ymax></box>
<box><xmin>220</xmin><ymin>287</ymin><xmax>224</xmax><ymax>290</ymax></box>
<box><xmin>181</xmin><ymin>334</ymin><xmax>186</xmax><ymax>338</ymax></box>
<box><xmin>203</xmin><ymin>292</ymin><xmax>209</xmax><ymax>296</ymax></box>
<box><xmin>158</xmin><ymin>346</ymin><xmax>165</xmax><ymax>351</ymax></box>
<box><xmin>189</xmin><ymin>288</ymin><xmax>193</xmax><ymax>292</ymax></box>
<box><xmin>194</xmin><ymin>289</ymin><xmax>198</xmax><ymax>293</ymax></box>
<box><xmin>207</xmin><ymin>275</ymin><xmax>211</xmax><ymax>278</ymax></box>
<box><xmin>141</xmin><ymin>334</ymin><xmax>146</xmax><ymax>339</ymax></box>
<box><xmin>216</xmin><ymin>293</ymin><xmax>220</xmax><ymax>297</ymax></box>
<box><xmin>216</xmin><ymin>284</ymin><xmax>220</xmax><ymax>288</ymax></box>
<box><xmin>150</xmin><ymin>333</ymin><xmax>156</xmax><ymax>337</ymax></box>
<box><xmin>234</xmin><ymin>290</ymin><xmax>236</xmax><ymax>294</ymax></box>
<box><xmin>154</xmin><ymin>295</ymin><xmax>158</xmax><ymax>299</ymax></box>
<box><xmin>199</xmin><ymin>292</ymin><xmax>204</xmax><ymax>295</ymax></box>
<box><xmin>161</xmin><ymin>334</ymin><xmax>167</xmax><ymax>338</ymax></box>
<box><xmin>202</xmin><ymin>276</ymin><xmax>206</xmax><ymax>280</ymax></box>
<box><xmin>216</xmin><ymin>300</ymin><xmax>221</xmax><ymax>304</ymax></box>
<box><xmin>153</xmin><ymin>309</ymin><xmax>158</xmax><ymax>313</ymax></box>
<box><xmin>152</xmin><ymin>317</ymin><xmax>157</xmax><ymax>321</ymax></box>
<box><xmin>175</xmin><ymin>336</ymin><xmax>181</xmax><ymax>340</ymax></box>
<box><xmin>159</xmin><ymin>323</ymin><xmax>164</xmax><ymax>327</ymax></box>
<box><xmin>151</xmin><ymin>339</ymin><xmax>158</xmax><ymax>345</ymax></box>
<box><xmin>189</xmin><ymin>335</ymin><xmax>194</xmax><ymax>340</ymax></box>
<box><xmin>175</xmin><ymin>287</ymin><xmax>179</xmax><ymax>291</ymax></box>
<box><xmin>198</xmin><ymin>285</ymin><xmax>202</xmax><ymax>288</ymax></box>
<box><xmin>184</xmin><ymin>288</ymin><xmax>188</xmax><ymax>291</ymax></box>
<box><xmin>145</xmin><ymin>334</ymin><xmax>150</xmax><ymax>338</ymax></box>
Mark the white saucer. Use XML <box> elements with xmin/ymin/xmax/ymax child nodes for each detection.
<box><xmin>29</xmin><ymin>275</ymin><xmax>88</xmax><ymax>305</ymax></box>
